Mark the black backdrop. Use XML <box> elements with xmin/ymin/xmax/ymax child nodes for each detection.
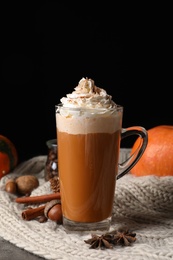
<box><xmin>1</xmin><ymin>2</ymin><xmax>172</xmax><ymax>163</ymax></box>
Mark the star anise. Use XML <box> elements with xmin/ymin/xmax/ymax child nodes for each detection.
<box><xmin>108</xmin><ymin>227</ymin><xmax>136</xmax><ymax>246</ymax></box>
<box><xmin>84</xmin><ymin>227</ymin><xmax>136</xmax><ymax>249</ymax></box>
<box><xmin>84</xmin><ymin>233</ymin><xmax>114</xmax><ymax>249</ymax></box>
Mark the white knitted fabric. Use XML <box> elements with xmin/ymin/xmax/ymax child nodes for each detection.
<box><xmin>0</xmin><ymin>152</ymin><xmax>173</xmax><ymax>260</ymax></box>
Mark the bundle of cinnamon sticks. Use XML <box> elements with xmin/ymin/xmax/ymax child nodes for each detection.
<box><xmin>15</xmin><ymin>192</ymin><xmax>61</xmax><ymax>221</ymax></box>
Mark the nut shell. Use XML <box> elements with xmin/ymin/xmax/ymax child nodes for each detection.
<box><xmin>16</xmin><ymin>175</ymin><xmax>39</xmax><ymax>195</ymax></box>
<box><xmin>5</xmin><ymin>179</ymin><xmax>17</xmax><ymax>194</ymax></box>
<box><xmin>48</xmin><ymin>204</ymin><xmax>62</xmax><ymax>223</ymax></box>
<box><xmin>44</xmin><ymin>199</ymin><xmax>62</xmax><ymax>223</ymax></box>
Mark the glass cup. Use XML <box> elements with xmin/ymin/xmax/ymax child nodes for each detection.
<box><xmin>44</xmin><ymin>139</ymin><xmax>58</xmax><ymax>181</ymax></box>
<box><xmin>55</xmin><ymin>104</ymin><xmax>148</xmax><ymax>231</ymax></box>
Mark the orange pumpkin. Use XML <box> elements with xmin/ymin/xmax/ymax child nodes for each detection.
<box><xmin>0</xmin><ymin>135</ymin><xmax>18</xmax><ymax>179</ymax></box>
<box><xmin>130</xmin><ymin>125</ymin><xmax>173</xmax><ymax>177</ymax></box>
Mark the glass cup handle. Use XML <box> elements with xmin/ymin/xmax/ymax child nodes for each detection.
<box><xmin>117</xmin><ymin>126</ymin><xmax>148</xmax><ymax>180</ymax></box>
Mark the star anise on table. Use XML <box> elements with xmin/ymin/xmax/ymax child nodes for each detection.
<box><xmin>108</xmin><ymin>227</ymin><xmax>136</xmax><ymax>246</ymax></box>
<box><xmin>84</xmin><ymin>227</ymin><xmax>136</xmax><ymax>249</ymax></box>
<box><xmin>84</xmin><ymin>233</ymin><xmax>114</xmax><ymax>249</ymax></box>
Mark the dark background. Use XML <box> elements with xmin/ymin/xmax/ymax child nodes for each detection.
<box><xmin>1</xmin><ymin>2</ymin><xmax>172</xmax><ymax>163</ymax></box>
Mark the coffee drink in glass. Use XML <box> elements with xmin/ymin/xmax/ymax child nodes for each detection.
<box><xmin>55</xmin><ymin>77</ymin><xmax>148</xmax><ymax>231</ymax></box>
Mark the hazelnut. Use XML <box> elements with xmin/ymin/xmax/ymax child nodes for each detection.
<box><xmin>44</xmin><ymin>199</ymin><xmax>62</xmax><ymax>223</ymax></box>
<box><xmin>5</xmin><ymin>179</ymin><xmax>17</xmax><ymax>194</ymax></box>
<box><xmin>15</xmin><ymin>175</ymin><xmax>39</xmax><ymax>195</ymax></box>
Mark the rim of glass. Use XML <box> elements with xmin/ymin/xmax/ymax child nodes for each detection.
<box><xmin>46</xmin><ymin>139</ymin><xmax>57</xmax><ymax>148</ymax></box>
<box><xmin>55</xmin><ymin>103</ymin><xmax>123</xmax><ymax>113</ymax></box>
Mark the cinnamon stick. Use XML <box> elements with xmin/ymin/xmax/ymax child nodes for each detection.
<box><xmin>15</xmin><ymin>192</ymin><xmax>61</xmax><ymax>204</ymax></box>
<box><xmin>22</xmin><ymin>205</ymin><xmax>45</xmax><ymax>220</ymax></box>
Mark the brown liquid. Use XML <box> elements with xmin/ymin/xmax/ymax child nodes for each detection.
<box><xmin>57</xmin><ymin>130</ymin><xmax>120</xmax><ymax>223</ymax></box>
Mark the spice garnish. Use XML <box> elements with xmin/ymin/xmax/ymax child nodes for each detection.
<box><xmin>84</xmin><ymin>227</ymin><xmax>136</xmax><ymax>249</ymax></box>
<box><xmin>108</xmin><ymin>227</ymin><xmax>136</xmax><ymax>246</ymax></box>
<box><xmin>84</xmin><ymin>234</ymin><xmax>114</xmax><ymax>249</ymax></box>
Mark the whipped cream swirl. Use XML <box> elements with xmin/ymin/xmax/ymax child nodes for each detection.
<box><xmin>60</xmin><ymin>77</ymin><xmax>117</xmax><ymax>109</ymax></box>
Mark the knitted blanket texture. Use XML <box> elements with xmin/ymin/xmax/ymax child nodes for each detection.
<box><xmin>0</xmin><ymin>155</ymin><xmax>173</xmax><ymax>260</ymax></box>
